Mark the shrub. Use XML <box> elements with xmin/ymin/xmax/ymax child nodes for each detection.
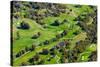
<box><xmin>61</xmin><ymin>30</ymin><xmax>67</xmax><ymax>37</ymax></box>
<box><xmin>15</xmin><ymin>53</ymin><xmax>20</xmax><ymax>58</ymax></box>
<box><xmin>62</xmin><ymin>19</ymin><xmax>68</xmax><ymax>23</ymax></box>
<box><xmin>25</xmin><ymin>46</ymin><xmax>29</xmax><ymax>52</ymax></box>
<box><xmin>37</xmin><ymin>32</ymin><xmax>41</xmax><ymax>36</ymax></box>
<box><xmin>43</xmin><ymin>40</ymin><xmax>49</xmax><ymax>45</ymax></box>
<box><xmin>51</xmin><ymin>20</ymin><xmax>60</xmax><ymax>26</ymax></box>
<box><xmin>28</xmin><ymin>58</ymin><xmax>34</xmax><ymax>63</ymax></box>
<box><xmin>42</xmin><ymin>49</ymin><xmax>49</xmax><ymax>55</ymax></box>
<box><xmin>47</xmin><ymin>58</ymin><xmax>51</xmax><ymax>61</ymax></box>
<box><xmin>74</xmin><ymin>5</ymin><xmax>82</xmax><ymax>8</ymax></box>
<box><xmin>50</xmin><ymin>38</ymin><xmax>57</xmax><ymax>42</ymax></box>
<box><xmin>20</xmin><ymin>21</ymin><xmax>30</xmax><ymax>29</ymax></box>
<box><xmin>88</xmin><ymin>51</ymin><xmax>97</xmax><ymax>61</ymax></box>
<box><xmin>21</xmin><ymin>50</ymin><xmax>25</xmax><ymax>54</ymax></box>
<box><xmin>50</xmin><ymin>47</ymin><xmax>55</xmax><ymax>52</ymax></box>
<box><xmin>30</xmin><ymin>44</ymin><xmax>36</xmax><ymax>51</ymax></box>
<box><xmin>34</xmin><ymin>53</ymin><xmax>40</xmax><ymax>61</ymax></box>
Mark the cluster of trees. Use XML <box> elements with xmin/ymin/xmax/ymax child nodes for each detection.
<box><xmin>59</xmin><ymin>49</ymin><xmax>76</xmax><ymax>63</ymax></box>
<box><xmin>39</xmin><ymin>49</ymin><xmax>49</xmax><ymax>55</ymax></box>
<box><xmin>74</xmin><ymin>5</ymin><xmax>82</xmax><ymax>8</ymax></box>
<box><xmin>12</xmin><ymin>1</ymin><xmax>21</xmax><ymax>13</ymax></box>
<box><xmin>26</xmin><ymin>48</ymin><xmax>78</xmax><ymax>65</ymax></box>
<box><xmin>51</xmin><ymin>20</ymin><xmax>60</xmax><ymax>26</ymax></box>
<box><xmin>86</xmin><ymin>13</ymin><xmax>97</xmax><ymax>44</ymax></box>
<box><xmin>56</xmin><ymin>30</ymin><xmax>67</xmax><ymax>39</ymax></box>
<box><xmin>31</xmin><ymin>29</ymin><xmax>68</xmax><ymax>47</ymax></box>
<box><xmin>17</xmin><ymin>21</ymin><xmax>30</xmax><ymax>30</ymax></box>
<box><xmin>56</xmin><ymin>40</ymin><xmax>69</xmax><ymax>49</ymax></box>
<box><xmin>12</xmin><ymin>1</ymin><xmax>67</xmax><ymax>24</ymax></box>
<box><xmin>51</xmin><ymin>44</ymin><xmax>74</xmax><ymax>63</ymax></box>
<box><xmin>15</xmin><ymin>44</ymin><xmax>36</xmax><ymax>58</ymax></box>
<box><xmin>73</xmin><ymin>6</ymin><xmax>97</xmax><ymax>44</ymax></box>
<box><xmin>15</xmin><ymin>31</ymin><xmax>68</xmax><ymax>58</ymax></box>
<box><xmin>12</xmin><ymin>1</ymin><xmax>69</xmax><ymax>32</ymax></box>
<box><xmin>51</xmin><ymin>19</ymin><xmax>68</xmax><ymax>26</ymax></box>
<box><xmin>88</xmin><ymin>51</ymin><xmax>97</xmax><ymax>61</ymax></box>
<box><xmin>28</xmin><ymin>53</ymin><xmax>45</xmax><ymax>65</ymax></box>
<box><xmin>74</xmin><ymin>40</ymin><xmax>90</xmax><ymax>53</ymax></box>
<box><xmin>38</xmin><ymin>39</ymin><xmax>56</xmax><ymax>46</ymax></box>
<box><xmin>28</xmin><ymin>47</ymin><xmax>55</xmax><ymax>64</ymax></box>
<box><xmin>73</xmin><ymin>8</ymin><xmax>97</xmax><ymax>62</ymax></box>
<box><xmin>77</xmin><ymin>11</ymin><xmax>97</xmax><ymax>44</ymax></box>
<box><xmin>26</xmin><ymin>39</ymin><xmax>70</xmax><ymax>65</ymax></box>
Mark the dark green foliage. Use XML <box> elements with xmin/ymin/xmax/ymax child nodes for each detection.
<box><xmin>50</xmin><ymin>38</ymin><xmax>57</xmax><ymax>42</ymax></box>
<box><xmin>25</xmin><ymin>46</ymin><xmax>29</xmax><ymax>52</ymax></box>
<box><xmin>51</xmin><ymin>20</ymin><xmax>60</xmax><ymax>26</ymax></box>
<box><xmin>43</xmin><ymin>40</ymin><xmax>49</xmax><ymax>45</ymax></box>
<box><xmin>62</xmin><ymin>19</ymin><xmax>68</xmax><ymax>23</ymax></box>
<box><xmin>61</xmin><ymin>30</ymin><xmax>67</xmax><ymax>37</ymax></box>
<box><xmin>42</xmin><ymin>49</ymin><xmax>49</xmax><ymax>55</ymax></box>
<box><xmin>47</xmin><ymin>58</ymin><xmax>51</xmax><ymax>61</ymax></box>
<box><xmin>74</xmin><ymin>5</ymin><xmax>82</xmax><ymax>8</ymax></box>
<box><xmin>34</xmin><ymin>53</ymin><xmax>40</xmax><ymax>61</ymax></box>
<box><xmin>15</xmin><ymin>52</ymin><xmax>21</xmax><ymax>58</ymax></box>
<box><xmin>88</xmin><ymin>51</ymin><xmax>97</xmax><ymax>61</ymax></box>
<box><xmin>28</xmin><ymin>58</ymin><xmax>34</xmax><ymax>63</ymax></box>
<box><xmin>21</xmin><ymin>50</ymin><xmax>25</xmax><ymax>54</ymax></box>
<box><xmin>30</xmin><ymin>44</ymin><xmax>36</xmax><ymax>51</ymax></box>
<box><xmin>20</xmin><ymin>21</ymin><xmax>30</xmax><ymax>29</ymax></box>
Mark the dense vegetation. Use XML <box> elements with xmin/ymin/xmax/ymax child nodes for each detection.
<box><xmin>11</xmin><ymin>1</ymin><xmax>97</xmax><ymax>66</ymax></box>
